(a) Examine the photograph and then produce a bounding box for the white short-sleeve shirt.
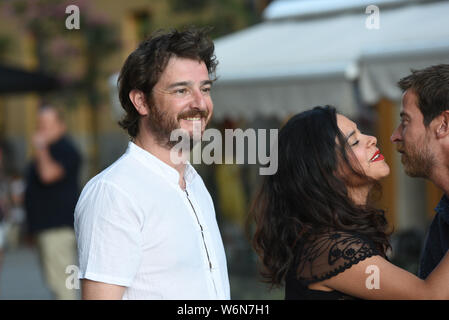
[75,142,230,299]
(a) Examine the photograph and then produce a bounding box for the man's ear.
[435,110,449,139]
[129,89,149,116]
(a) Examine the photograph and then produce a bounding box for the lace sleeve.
[295,231,380,285]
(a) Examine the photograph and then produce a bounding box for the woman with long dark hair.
[250,105,449,299]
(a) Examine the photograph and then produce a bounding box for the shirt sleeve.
[74,179,144,287]
[295,231,380,286]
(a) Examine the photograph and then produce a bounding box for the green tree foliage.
[169,0,260,39]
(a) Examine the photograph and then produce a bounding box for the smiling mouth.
[370,150,384,162]
[181,117,202,121]
[178,109,208,122]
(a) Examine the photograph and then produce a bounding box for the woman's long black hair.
[249,106,391,287]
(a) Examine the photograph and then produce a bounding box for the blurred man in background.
[391,64,449,279]
[25,105,81,300]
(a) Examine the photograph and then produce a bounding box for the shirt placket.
[184,187,218,298]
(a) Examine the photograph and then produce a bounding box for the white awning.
[211,0,449,120]
[359,42,449,105]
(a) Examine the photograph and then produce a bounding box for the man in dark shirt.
[418,195,449,278]
[25,105,81,299]
[391,64,449,279]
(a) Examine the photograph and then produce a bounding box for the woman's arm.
[318,251,449,299]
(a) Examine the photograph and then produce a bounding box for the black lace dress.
[285,231,380,300]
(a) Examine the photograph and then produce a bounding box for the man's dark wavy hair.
[117,27,218,137]
[249,106,391,287]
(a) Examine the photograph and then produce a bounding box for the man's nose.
[191,88,207,111]
[390,127,401,143]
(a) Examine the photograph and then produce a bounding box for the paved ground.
[0,246,283,300]
[0,246,53,299]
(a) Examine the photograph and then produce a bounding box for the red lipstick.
[370,150,384,162]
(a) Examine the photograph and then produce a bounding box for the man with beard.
[391,64,449,279]
[75,28,230,299]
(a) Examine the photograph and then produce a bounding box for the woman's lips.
[370,150,385,162]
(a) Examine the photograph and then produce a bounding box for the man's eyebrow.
[166,81,191,89]
[202,80,214,86]
[166,80,214,89]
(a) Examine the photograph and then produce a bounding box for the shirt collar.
[126,141,198,187]
[435,194,449,224]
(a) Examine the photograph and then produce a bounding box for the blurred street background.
[0,0,449,299]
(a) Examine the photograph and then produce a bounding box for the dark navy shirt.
[24,135,81,234]
[418,195,449,279]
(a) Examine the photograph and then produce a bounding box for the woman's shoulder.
[293,230,380,285]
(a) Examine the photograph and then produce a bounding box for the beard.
[400,142,435,178]
[145,103,209,150]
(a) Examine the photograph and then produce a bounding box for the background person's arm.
[34,145,65,184]
[32,134,65,184]
[81,279,126,300]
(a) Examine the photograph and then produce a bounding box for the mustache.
[396,143,405,153]
[177,109,209,120]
